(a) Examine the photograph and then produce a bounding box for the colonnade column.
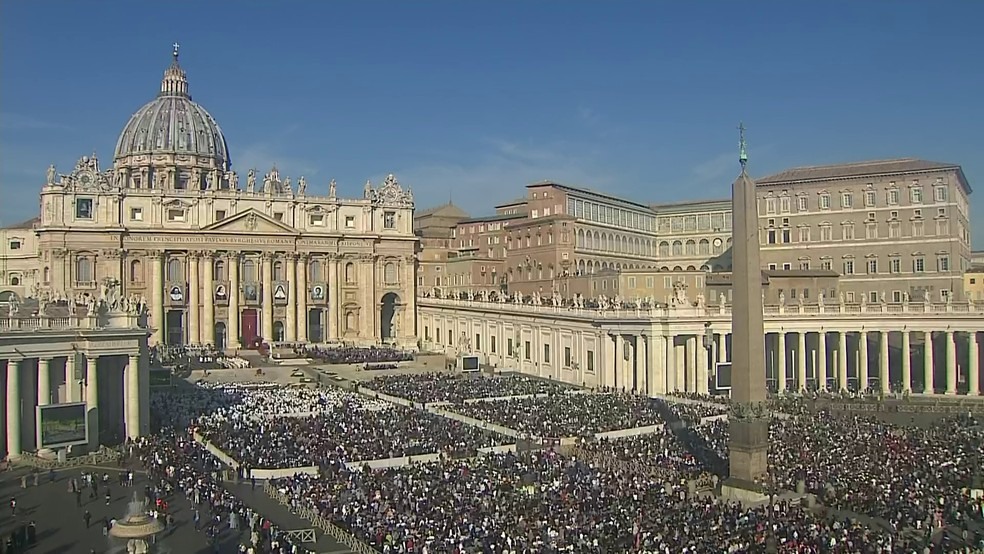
[261,253,274,343]
[37,358,51,406]
[202,253,215,345]
[796,332,807,392]
[285,254,297,342]
[859,331,869,391]
[945,330,957,395]
[612,334,621,390]
[837,332,848,392]
[64,354,76,403]
[150,250,165,345]
[817,331,828,391]
[295,255,308,343]
[6,360,21,456]
[879,331,890,394]
[665,334,676,392]
[327,255,340,341]
[901,330,912,394]
[125,354,140,439]
[227,253,241,350]
[696,336,708,395]
[777,332,787,393]
[923,331,934,394]
[969,332,980,396]
[85,356,99,450]
[188,252,201,345]
[636,335,648,394]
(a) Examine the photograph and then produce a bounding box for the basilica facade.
[30,47,417,349]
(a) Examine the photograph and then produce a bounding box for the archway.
[380,292,401,342]
[214,322,227,351]
[273,321,285,343]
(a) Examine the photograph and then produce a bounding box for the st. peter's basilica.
[29,46,417,349]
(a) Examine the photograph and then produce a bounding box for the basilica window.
[130,208,143,222]
[384,211,396,229]
[384,262,398,284]
[345,216,356,229]
[308,260,322,281]
[309,214,325,227]
[129,260,143,283]
[75,257,94,284]
[273,261,284,281]
[167,208,185,223]
[345,262,356,284]
[213,260,226,280]
[76,198,93,220]
[166,259,184,282]
[43,267,50,283]
[242,260,257,282]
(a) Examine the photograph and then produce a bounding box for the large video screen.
[715,363,732,391]
[150,369,173,388]
[36,403,87,448]
[461,356,480,372]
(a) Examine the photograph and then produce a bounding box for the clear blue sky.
[2,2,982,245]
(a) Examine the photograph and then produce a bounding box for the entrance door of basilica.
[241,309,259,348]
[166,310,184,346]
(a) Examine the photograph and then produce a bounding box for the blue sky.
[2,2,982,244]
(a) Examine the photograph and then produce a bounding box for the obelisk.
[725,124,770,491]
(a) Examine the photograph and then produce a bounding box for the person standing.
[8,498,15,516]
[83,509,91,528]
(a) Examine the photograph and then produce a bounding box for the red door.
[241,309,259,348]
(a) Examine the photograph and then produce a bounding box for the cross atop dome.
[172,42,180,62]
[160,43,189,98]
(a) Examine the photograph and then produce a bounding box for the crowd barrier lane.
[192,431,240,469]
[593,425,663,440]
[263,482,377,554]
[12,448,122,470]
[425,406,524,438]
[355,387,414,408]
[461,393,550,405]
[250,466,320,480]
[477,444,518,455]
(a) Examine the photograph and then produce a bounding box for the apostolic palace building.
[1,47,983,460]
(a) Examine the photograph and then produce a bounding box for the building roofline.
[756,158,971,194]
[1,217,39,230]
[457,213,526,225]
[527,181,655,212]
[650,198,731,212]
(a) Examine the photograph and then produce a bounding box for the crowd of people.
[193,384,509,468]
[292,345,414,365]
[365,372,573,404]
[450,392,668,438]
[150,344,251,370]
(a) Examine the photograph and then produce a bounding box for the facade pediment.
[201,209,297,234]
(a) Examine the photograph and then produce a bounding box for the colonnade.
[1,354,145,458]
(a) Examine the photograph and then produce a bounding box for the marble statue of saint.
[719,292,726,307]
[839,292,845,305]
[283,176,292,193]
[902,292,909,303]
[247,169,256,192]
[364,179,373,199]
[228,171,239,190]
[297,176,307,195]
[817,290,825,307]
[329,179,337,198]
[47,164,56,185]
[778,291,786,305]
[263,172,274,194]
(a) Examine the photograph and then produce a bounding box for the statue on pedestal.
[246,169,256,193]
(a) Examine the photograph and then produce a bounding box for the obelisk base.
[721,416,770,502]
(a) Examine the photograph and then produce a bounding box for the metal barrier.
[285,529,317,544]
[12,448,123,470]
[263,482,377,554]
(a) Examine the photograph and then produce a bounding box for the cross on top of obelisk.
[738,122,748,169]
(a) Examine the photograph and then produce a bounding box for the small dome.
[114,46,230,170]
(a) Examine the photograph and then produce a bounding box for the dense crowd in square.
[365,372,573,404]
[187,383,508,468]
[449,392,667,437]
[291,345,414,365]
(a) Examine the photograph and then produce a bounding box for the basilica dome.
[114,47,231,171]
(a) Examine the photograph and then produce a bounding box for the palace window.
[843,260,854,275]
[934,186,947,202]
[797,196,808,212]
[890,258,901,273]
[912,257,925,273]
[911,187,923,203]
[819,194,831,210]
[867,259,878,274]
[8,240,21,250]
[864,190,876,207]
[887,189,899,205]
[841,193,853,209]
[937,256,950,272]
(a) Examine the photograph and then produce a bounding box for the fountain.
[109,492,165,554]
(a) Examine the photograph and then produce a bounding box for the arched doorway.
[380,293,401,342]
[214,322,227,351]
[273,321,285,342]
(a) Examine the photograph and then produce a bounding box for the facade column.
[285,254,297,342]
[777,332,787,393]
[859,331,869,391]
[923,331,934,394]
[696,336,709,395]
[227,252,241,350]
[837,331,848,392]
[687,336,698,393]
[296,255,308,342]
[125,354,140,439]
[796,332,807,392]
[261,252,274,342]
[945,330,957,395]
[64,354,76,403]
[817,331,828,391]
[327,256,340,341]
[150,250,165,345]
[37,358,51,406]
[612,334,621,390]
[202,253,215,345]
[635,335,647,394]
[188,252,201,345]
[724,333,732,362]
[675,341,685,391]
[85,356,99,450]
[879,331,890,394]
[664,335,676,393]
[901,330,912,393]
[969,332,980,396]
[6,360,22,456]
